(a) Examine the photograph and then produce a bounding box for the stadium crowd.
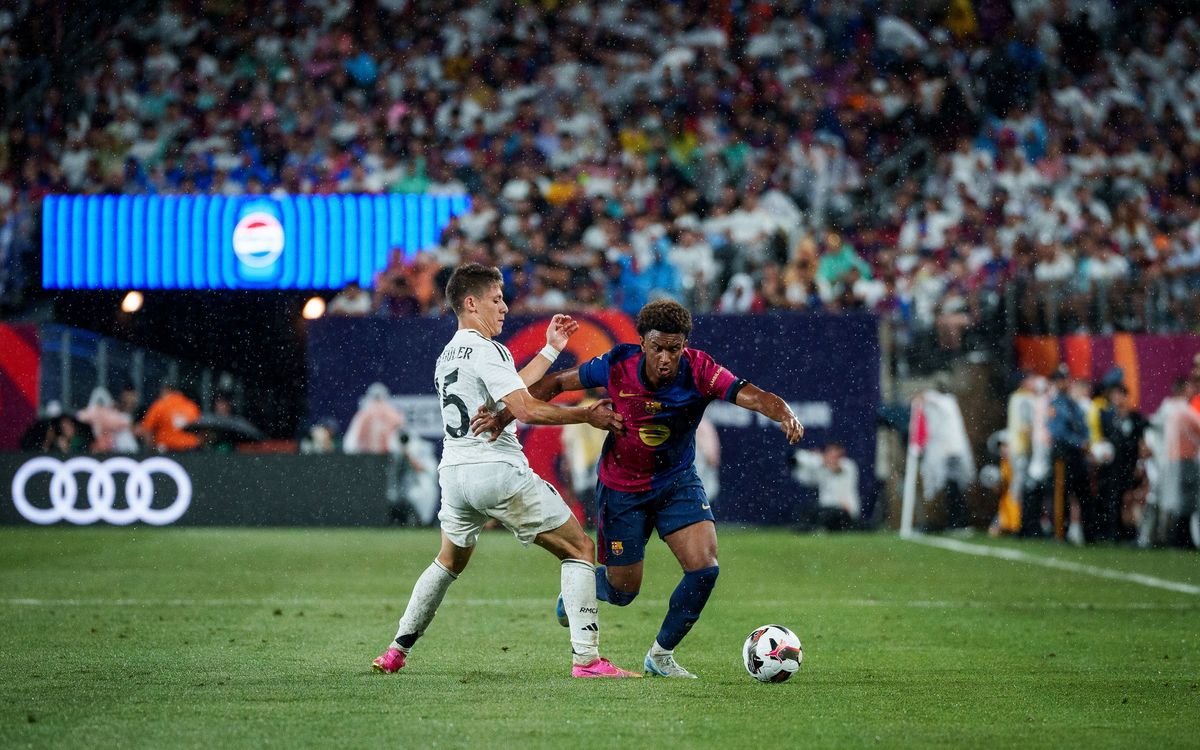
[985,352,1200,549]
[1,0,1200,348]
[3,0,1200,544]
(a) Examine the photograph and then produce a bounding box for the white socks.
[650,640,672,657]
[392,559,457,652]
[561,558,601,665]
[390,557,603,665]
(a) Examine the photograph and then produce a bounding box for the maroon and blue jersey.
[578,344,745,492]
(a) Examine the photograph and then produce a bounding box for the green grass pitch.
[2,527,1198,748]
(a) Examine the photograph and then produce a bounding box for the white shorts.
[437,462,572,548]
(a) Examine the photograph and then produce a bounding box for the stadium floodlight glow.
[42,193,471,290]
[302,296,326,320]
[121,290,144,313]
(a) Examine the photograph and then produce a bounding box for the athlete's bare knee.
[536,518,594,562]
[574,534,596,562]
[605,567,640,606]
[436,551,470,576]
[437,536,473,576]
[605,564,643,595]
[685,548,719,572]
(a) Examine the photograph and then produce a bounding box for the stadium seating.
[2,1,1198,350]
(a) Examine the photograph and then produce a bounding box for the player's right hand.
[781,413,804,444]
[585,399,624,435]
[546,314,579,352]
[471,406,504,442]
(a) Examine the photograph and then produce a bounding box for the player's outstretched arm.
[471,366,587,439]
[500,388,623,433]
[735,383,805,444]
[516,314,578,387]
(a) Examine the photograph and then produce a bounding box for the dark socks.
[655,566,719,650]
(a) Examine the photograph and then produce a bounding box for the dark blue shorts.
[596,468,714,566]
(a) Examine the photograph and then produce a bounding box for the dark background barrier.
[308,312,881,524]
[1,453,391,526]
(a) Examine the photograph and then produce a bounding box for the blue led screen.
[42,194,470,290]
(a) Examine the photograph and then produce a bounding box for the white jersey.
[434,328,529,469]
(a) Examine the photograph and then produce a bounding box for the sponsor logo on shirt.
[638,424,671,446]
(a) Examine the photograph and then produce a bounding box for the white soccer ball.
[743,624,803,683]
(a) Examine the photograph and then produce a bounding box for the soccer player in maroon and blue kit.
[474,300,804,677]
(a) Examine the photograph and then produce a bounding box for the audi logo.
[11,456,192,526]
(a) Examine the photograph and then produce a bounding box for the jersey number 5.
[439,368,470,438]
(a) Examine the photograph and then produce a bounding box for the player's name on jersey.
[438,346,475,364]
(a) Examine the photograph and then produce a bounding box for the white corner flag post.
[900,395,925,539]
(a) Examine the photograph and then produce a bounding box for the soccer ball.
[743,624,803,683]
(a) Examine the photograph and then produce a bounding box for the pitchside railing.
[38,325,242,415]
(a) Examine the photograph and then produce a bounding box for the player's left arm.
[735,383,805,444]
[516,314,578,386]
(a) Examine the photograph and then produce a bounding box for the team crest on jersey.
[638,424,671,447]
[644,400,663,414]
[610,540,624,557]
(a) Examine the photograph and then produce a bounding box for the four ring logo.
[11,456,192,526]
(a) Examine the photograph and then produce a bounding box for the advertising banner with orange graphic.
[0,324,40,450]
[1015,333,1200,413]
[307,312,880,525]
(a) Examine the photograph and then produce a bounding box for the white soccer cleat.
[644,650,698,678]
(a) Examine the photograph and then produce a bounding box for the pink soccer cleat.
[372,647,406,674]
[571,657,642,678]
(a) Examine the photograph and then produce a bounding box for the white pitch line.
[908,534,1200,596]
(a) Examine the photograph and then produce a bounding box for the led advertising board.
[42,193,470,290]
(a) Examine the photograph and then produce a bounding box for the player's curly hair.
[637,300,692,337]
[446,263,503,314]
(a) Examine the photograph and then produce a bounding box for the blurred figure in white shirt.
[791,442,860,532]
[343,383,406,455]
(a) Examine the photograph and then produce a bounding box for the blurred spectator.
[694,416,721,502]
[1096,384,1148,543]
[343,382,405,454]
[1149,377,1200,547]
[301,419,339,455]
[76,386,137,453]
[561,391,607,525]
[1048,369,1091,545]
[791,442,860,532]
[983,430,1020,537]
[717,273,765,313]
[136,380,200,452]
[387,420,439,526]
[1007,372,1053,537]
[916,381,976,531]
[118,384,144,423]
[329,282,373,316]
[20,401,93,454]
[190,390,261,452]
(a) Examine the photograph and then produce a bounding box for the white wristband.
[539,344,561,363]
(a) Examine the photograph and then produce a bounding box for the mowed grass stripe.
[4,597,1200,612]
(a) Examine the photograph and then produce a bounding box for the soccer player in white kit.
[372,264,639,678]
